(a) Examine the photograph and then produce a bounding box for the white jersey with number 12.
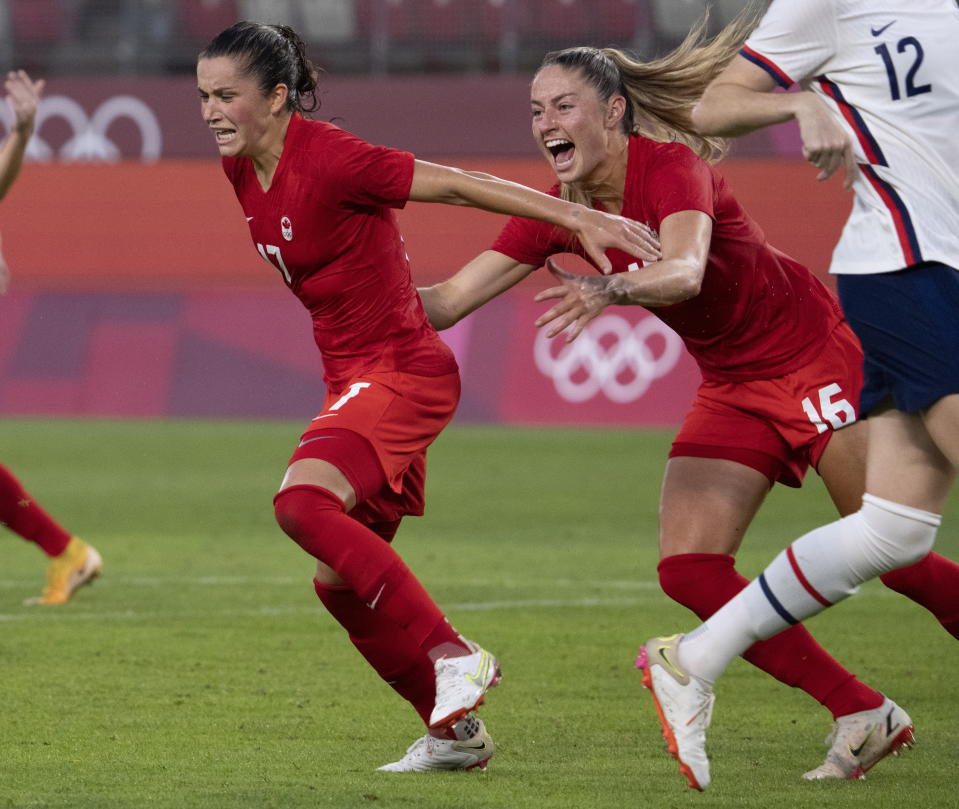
[742,0,959,275]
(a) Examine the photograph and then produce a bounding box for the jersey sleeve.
[644,148,716,224]
[741,0,839,88]
[490,213,569,267]
[326,129,415,209]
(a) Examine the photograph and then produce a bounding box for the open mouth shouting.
[545,138,576,171]
[212,126,238,147]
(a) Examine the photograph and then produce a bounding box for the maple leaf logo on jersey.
[281,216,293,241]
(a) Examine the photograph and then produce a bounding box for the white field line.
[0,575,899,623]
[0,596,655,623]
[0,591,900,624]
[0,576,661,590]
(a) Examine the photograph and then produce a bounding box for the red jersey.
[223,115,457,391]
[491,136,844,382]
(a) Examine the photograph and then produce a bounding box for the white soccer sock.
[678,494,940,683]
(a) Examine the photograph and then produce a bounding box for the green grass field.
[1,419,957,809]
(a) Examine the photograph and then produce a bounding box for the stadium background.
[0,0,851,425]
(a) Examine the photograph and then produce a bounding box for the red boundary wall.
[2,159,849,290]
[0,159,851,425]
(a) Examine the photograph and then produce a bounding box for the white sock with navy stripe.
[678,494,940,683]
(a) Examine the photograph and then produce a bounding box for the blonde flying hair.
[538,4,763,208]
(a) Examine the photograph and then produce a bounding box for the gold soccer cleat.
[25,537,103,605]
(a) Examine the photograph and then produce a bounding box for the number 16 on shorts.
[802,383,856,434]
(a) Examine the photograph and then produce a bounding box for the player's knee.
[657,553,744,619]
[273,484,344,543]
[658,555,699,605]
[843,494,940,577]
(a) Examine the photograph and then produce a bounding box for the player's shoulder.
[290,116,350,152]
[759,0,839,24]
[293,116,392,167]
[631,137,710,179]
[300,116,378,147]
[281,117,357,179]
[632,136,698,160]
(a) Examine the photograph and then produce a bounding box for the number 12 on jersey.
[802,383,857,434]
[257,243,292,284]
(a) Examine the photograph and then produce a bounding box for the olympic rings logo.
[534,313,684,403]
[1,95,162,162]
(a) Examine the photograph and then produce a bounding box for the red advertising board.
[0,288,699,426]
[496,301,699,426]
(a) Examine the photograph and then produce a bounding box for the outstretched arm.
[408,160,660,274]
[534,210,711,342]
[0,70,44,201]
[419,249,538,331]
[692,56,856,189]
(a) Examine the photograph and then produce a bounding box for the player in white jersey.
[735,0,959,275]
[631,0,959,790]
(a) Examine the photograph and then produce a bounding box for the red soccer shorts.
[289,370,460,522]
[671,322,864,487]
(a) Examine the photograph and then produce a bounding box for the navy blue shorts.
[838,262,959,416]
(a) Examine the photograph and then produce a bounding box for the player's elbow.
[690,96,729,137]
[671,280,701,304]
[419,283,460,331]
[690,100,710,134]
[668,263,704,303]
[691,84,754,137]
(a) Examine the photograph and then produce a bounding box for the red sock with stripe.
[880,552,959,639]
[659,553,882,718]
[0,465,71,557]
[679,498,940,683]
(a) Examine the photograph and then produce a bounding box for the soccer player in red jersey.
[196,21,659,772]
[0,70,102,605]
[418,18,959,785]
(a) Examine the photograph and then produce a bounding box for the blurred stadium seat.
[515,0,651,64]
[10,0,68,43]
[2,0,752,76]
[177,0,239,44]
[714,0,751,24]
[239,0,356,42]
[651,0,706,41]
[9,0,69,71]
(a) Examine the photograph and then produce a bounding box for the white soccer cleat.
[429,643,501,729]
[377,716,494,772]
[636,634,714,790]
[802,696,915,780]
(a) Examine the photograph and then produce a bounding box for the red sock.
[880,552,959,640]
[275,484,468,656]
[659,553,883,719]
[0,465,71,557]
[314,580,444,730]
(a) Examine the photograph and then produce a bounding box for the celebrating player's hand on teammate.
[5,70,44,137]
[794,92,857,190]
[534,257,629,342]
[533,212,660,341]
[569,208,661,275]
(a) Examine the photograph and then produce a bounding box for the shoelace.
[401,736,430,758]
